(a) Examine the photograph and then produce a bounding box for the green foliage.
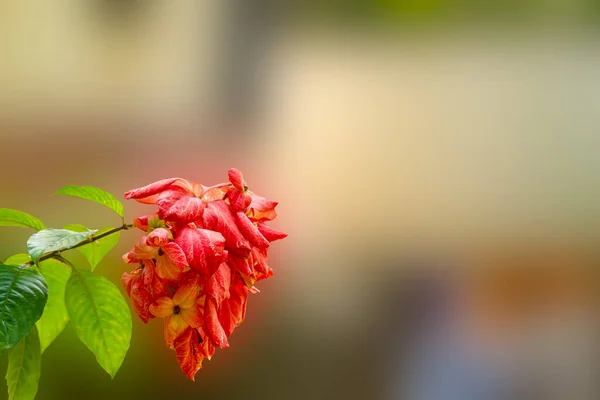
[36,259,71,353]
[0,209,45,231]
[148,215,167,231]
[64,225,120,271]
[56,185,124,219]
[0,264,48,350]
[0,183,132,398]
[4,255,72,353]
[5,254,33,266]
[5,327,41,400]
[27,229,96,264]
[65,270,132,378]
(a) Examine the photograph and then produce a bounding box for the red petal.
[154,242,187,280]
[126,274,155,323]
[151,279,168,298]
[235,211,270,249]
[239,272,256,288]
[130,285,154,323]
[247,192,278,221]
[231,282,249,323]
[189,182,204,197]
[203,200,251,255]
[162,242,188,268]
[122,249,137,264]
[218,300,235,337]
[206,262,231,304]
[219,282,248,336]
[157,189,205,223]
[171,179,197,195]
[133,215,151,231]
[131,236,159,260]
[227,188,252,211]
[174,327,204,380]
[227,255,254,276]
[139,260,167,297]
[252,248,270,275]
[178,271,204,288]
[122,269,140,295]
[149,297,175,317]
[228,168,246,191]
[181,303,204,328]
[174,226,226,276]
[124,178,183,201]
[141,259,156,287]
[173,282,199,308]
[201,183,230,202]
[155,255,182,280]
[204,298,229,348]
[257,222,288,242]
[146,228,171,247]
[200,328,216,359]
[253,248,274,282]
[257,268,274,282]
[164,314,189,348]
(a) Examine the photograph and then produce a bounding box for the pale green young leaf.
[6,327,41,400]
[148,215,167,231]
[0,264,48,350]
[0,209,45,231]
[5,253,32,266]
[56,185,124,219]
[65,270,132,378]
[27,229,96,264]
[64,224,120,271]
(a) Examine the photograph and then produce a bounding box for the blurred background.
[1,1,600,399]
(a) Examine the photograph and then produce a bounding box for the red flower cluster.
[121,169,286,380]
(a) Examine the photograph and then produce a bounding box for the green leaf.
[148,215,167,231]
[64,225,120,271]
[65,270,132,377]
[27,229,96,264]
[5,253,33,266]
[6,327,41,400]
[0,264,48,350]
[146,216,172,238]
[36,259,71,353]
[3,255,70,353]
[0,209,45,231]
[56,185,124,219]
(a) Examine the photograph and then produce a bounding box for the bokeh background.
[1,1,600,399]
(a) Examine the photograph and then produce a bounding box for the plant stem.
[28,223,133,265]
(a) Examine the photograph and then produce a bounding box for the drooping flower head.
[121,168,286,380]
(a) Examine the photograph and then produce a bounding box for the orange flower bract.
[122,168,287,380]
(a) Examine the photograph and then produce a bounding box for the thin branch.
[27,223,133,266]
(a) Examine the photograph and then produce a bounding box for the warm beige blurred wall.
[264,32,600,252]
[0,0,223,124]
